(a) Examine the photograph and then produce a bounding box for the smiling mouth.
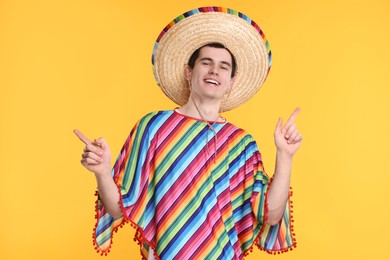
[204,79,220,85]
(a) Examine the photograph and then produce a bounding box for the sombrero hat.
[152,6,272,112]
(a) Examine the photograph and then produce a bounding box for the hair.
[188,43,237,78]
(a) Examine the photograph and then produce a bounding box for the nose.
[209,65,219,76]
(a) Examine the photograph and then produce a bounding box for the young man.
[75,7,302,259]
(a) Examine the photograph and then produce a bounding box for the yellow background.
[1,0,389,259]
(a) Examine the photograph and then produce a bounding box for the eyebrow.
[199,57,232,67]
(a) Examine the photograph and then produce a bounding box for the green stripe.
[122,112,157,190]
[154,122,204,183]
[157,167,216,250]
[205,230,232,258]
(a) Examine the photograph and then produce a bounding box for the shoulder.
[224,122,256,143]
[132,110,176,135]
[137,110,175,125]
[223,122,261,155]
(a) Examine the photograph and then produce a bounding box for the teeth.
[205,79,219,85]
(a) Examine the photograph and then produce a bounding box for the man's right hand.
[73,129,112,177]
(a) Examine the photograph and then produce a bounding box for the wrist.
[95,168,112,180]
[274,150,293,179]
[276,149,294,162]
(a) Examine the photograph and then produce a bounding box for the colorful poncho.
[93,110,296,259]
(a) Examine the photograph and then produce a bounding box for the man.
[75,7,302,259]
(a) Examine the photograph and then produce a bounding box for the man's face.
[186,46,235,102]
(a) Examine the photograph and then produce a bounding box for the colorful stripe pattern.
[93,110,296,258]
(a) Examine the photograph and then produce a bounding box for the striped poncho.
[93,110,296,259]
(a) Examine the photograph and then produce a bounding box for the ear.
[227,76,236,95]
[184,65,192,81]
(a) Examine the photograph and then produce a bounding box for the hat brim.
[152,7,272,112]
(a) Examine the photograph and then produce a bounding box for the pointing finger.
[284,107,301,128]
[73,129,92,145]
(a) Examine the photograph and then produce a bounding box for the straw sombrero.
[152,6,272,112]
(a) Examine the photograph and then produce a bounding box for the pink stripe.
[180,202,226,258]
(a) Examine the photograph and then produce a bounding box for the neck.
[179,95,221,122]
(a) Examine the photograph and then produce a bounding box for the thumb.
[275,117,282,133]
[94,137,109,150]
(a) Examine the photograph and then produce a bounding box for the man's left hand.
[274,107,303,157]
